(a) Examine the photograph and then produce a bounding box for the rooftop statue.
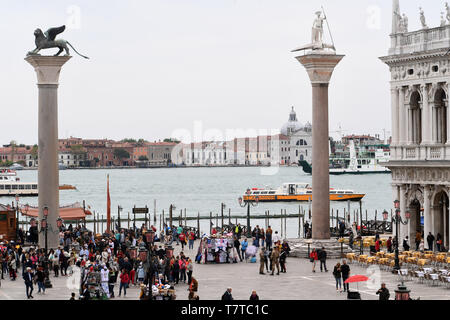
[27,25,89,59]
[292,9,335,53]
[446,2,450,23]
[419,7,428,29]
[441,12,447,27]
[394,11,408,33]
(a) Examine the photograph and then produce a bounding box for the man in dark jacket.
[403,236,410,251]
[376,283,390,301]
[426,232,435,251]
[23,267,34,299]
[221,287,233,300]
[318,247,328,272]
[340,260,350,292]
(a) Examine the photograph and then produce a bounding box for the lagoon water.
[1,167,393,238]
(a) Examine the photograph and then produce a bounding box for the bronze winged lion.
[27,25,89,59]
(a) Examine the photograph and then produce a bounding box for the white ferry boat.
[329,140,390,175]
[0,169,37,196]
[0,169,76,196]
[242,182,365,202]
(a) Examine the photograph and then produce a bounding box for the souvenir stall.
[151,283,176,300]
[200,233,238,264]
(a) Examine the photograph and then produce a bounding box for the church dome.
[281,107,304,136]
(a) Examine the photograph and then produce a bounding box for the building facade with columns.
[380,0,450,250]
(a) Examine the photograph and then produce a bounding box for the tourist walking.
[187,258,193,284]
[221,287,233,300]
[266,226,273,250]
[270,246,280,276]
[249,290,259,300]
[23,267,34,299]
[118,269,129,297]
[333,262,342,292]
[415,231,421,251]
[436,233,442,252]
[100,265,110,298]
[309,248,318,272]
[279,248,287,273]
[241,238,248,262]
[376,283,390,301]
[386,236,393,253]
[318,247,328,272]
[426,232,435,251]
[36,266,46,294]
[259,248,266,275]
[402,236,410,251]
[188,231,195,250]
[341,260,350,292]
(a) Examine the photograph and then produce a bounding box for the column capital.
[295,53,345,84]
[25,55,71,85]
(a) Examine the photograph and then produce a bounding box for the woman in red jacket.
[310,248,318,273]
[118,269,129,297]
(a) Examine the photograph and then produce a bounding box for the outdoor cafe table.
[423,267,433,273]
[439,270,448,275]
[416,271,425,283]
[376,251,385,258]
[398,255,407,262]
[424,254,434,259]
[403,251,413,257]
[386,253,395,259]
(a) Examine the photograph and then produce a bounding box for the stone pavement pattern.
[0,240,449,300]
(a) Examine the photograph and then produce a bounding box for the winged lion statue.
[27,25,89,59]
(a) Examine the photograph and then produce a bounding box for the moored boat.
[242,182,365,202]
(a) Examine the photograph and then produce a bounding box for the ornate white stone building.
[380,0,450,250]
[280,107,313,164]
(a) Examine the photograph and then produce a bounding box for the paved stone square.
[0,240,449,300]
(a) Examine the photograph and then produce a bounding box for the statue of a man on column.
[311,11,325,44]
[292,9,335,53]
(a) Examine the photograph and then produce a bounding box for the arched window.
[434,88,447,144]
[409,91,422,144]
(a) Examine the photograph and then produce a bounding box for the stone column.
[399,184,409,244]
[296,53,344,240]
[398,87,405,145]
[25,56,71,250]
[421,84,431,144]
[391,87,399,159]
[407,107,413,144]
[423,185,432,242]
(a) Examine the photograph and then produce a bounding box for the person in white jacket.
[100,265,110,298]
[272,231,281,245]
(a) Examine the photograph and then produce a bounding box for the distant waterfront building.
[279,107,312,165]
[146,141,178,166]
[380,0,450,249]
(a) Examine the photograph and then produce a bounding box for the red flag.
[107,174,111,234]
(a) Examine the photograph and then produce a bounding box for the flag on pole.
[107,174,111,234]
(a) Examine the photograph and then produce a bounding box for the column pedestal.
[25,55,71,250]
[296,52,344,240]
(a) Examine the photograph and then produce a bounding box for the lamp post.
[384,200,410,272]
[15,195,19,242]
[221,203,226,231]
[238,189,259,238]
[169,204,176,233]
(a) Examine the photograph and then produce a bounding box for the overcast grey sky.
[0,0,446,144]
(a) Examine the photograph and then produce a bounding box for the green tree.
[114,148,130,160]
[31,145,38,160]
[138,155,149,161]
[70,144,85,154]
[163,138,180,143]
